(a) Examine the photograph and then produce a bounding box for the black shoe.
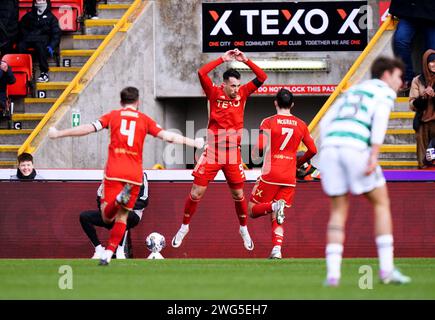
[37,72,49,83]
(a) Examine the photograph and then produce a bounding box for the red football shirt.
[198,57,267,148]
[93,106,162,185]
[257,114,317,186]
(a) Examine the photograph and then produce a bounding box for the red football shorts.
[250,178,295,207]
[102,179,140,211]
[192,147,245,187]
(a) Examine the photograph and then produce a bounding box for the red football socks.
[103,201,120,220]
[234,197,248,226]
[272,219,284,246]
[106,221,127,252]
[182,194,200,225]
[251,202,273,218]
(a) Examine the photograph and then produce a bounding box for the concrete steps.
[17,98,58,114]
[0,145,20,161]
[0,1,133,165]
[69,35,107,50]
[0,130,34,144]
[381,98,417,168]
[36,82,69,98]
[84,19,120,35]
[59,49,95,66]
[97,4,130,19]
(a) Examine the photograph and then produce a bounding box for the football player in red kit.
[172,49,267,251]
[248,88,317,259]
[49,87,203,265]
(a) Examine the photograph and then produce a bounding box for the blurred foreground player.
[248,89,317,259]
[172,49,267,251]
[80,172,149,259]
[319,57,411,286]
[49,87,203,265]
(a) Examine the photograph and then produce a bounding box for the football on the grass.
[146,232,166,253]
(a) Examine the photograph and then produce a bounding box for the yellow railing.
[18,0,144,155]
[308,15,395,132]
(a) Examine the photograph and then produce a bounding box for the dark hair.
[371,57,405,79]
[275,88,294,109]
[17,153,33,164]
[120,87,139,105]
[223,68,241,81]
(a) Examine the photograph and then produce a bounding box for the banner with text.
[255,84,337,95]
[203,1,368,52]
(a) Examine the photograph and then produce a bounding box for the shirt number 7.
[280,128,294,150]
[120,119,136,147]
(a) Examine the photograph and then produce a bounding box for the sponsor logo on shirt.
[216,99,241,108]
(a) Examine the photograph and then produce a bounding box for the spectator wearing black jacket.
[85,0,99,20]
[0,0,19,55]
[17,0,61,83]
[390,0,435,92]
[0,59,16,118]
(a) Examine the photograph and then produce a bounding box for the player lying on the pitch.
[248,88,317,259]
[80,172,149,259]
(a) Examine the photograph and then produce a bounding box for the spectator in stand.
[0,0,19,55]
[409,49,435,169]
[17,0,61,83]
[10,153,44,180]
[85,0,99,20]
[426,137,435,167]
[0,59,16,118]
[389,0,435,93]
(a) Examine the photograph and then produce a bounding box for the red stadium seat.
[2,54,34,97]
[19,0,84,32]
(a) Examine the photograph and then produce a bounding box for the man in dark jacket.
[390,0,435,91]
[0,0,19,55]
[0,60,16,117]
[17,0,61,83]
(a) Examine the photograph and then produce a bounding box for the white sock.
[240,225,248,232]
[326,243,343,280]
[105,249,114,263]
[376,234,394,274]
[271,202,279,212]
[181,224,189,232]
[95,244,103,251]
[120,230,128,247]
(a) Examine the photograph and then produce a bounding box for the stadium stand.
[308,16,418,168]
[18,0,85,32]
[2,54,34,97]
[0,1,421,169]
[0,0,137,167]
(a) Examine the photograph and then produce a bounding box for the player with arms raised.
[172,49,267,250]
[49,87,203,265]
[248,88,317,259]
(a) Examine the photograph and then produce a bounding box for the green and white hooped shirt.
[320,79,396,150]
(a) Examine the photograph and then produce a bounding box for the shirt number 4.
[120,119,136,147]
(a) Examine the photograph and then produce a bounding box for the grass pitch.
[0,258,434,299]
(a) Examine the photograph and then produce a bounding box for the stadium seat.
[2,54,35,97]
[19,0,84,32]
